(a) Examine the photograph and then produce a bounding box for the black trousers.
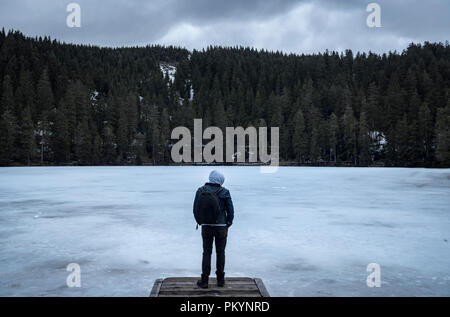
[201,226,228,276]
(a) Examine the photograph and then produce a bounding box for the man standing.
[193,170,235,289]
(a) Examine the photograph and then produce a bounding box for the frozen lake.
[0,166,449,297]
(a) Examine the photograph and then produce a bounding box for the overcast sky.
[0,0,449,54]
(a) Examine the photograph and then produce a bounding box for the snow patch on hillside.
[370,131,387,152]
[91,90,99,101]
[190,86,194,101]
[159,63,176,84]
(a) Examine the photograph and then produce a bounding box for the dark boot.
[216,272,225,287]
[197,274,209,289]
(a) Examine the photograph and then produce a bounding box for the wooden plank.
[150,277,270,297]
[163,277,254,283]
[188,277,252,280]
[158,294,263,297]
[162,281,256,286]
[161,281,258,288]
[254,278,270,297]
[159,286,260,293]
[158,289,261,297]
[164,278,254,282]
[149,279,163,297]
[158,290,261,295]
[160,285,259,292]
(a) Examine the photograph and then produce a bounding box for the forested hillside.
[0,30,449,167]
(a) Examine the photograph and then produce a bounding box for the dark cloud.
[0,0,448,53]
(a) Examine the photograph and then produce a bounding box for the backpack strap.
[214,186,224,199]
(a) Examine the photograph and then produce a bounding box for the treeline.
[0,29,449,167]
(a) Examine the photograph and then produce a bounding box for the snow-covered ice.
[0,166,449,297]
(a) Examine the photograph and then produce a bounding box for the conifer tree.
[15,70,35,118]
[159,108,170,162]
[36,70,54,117]
[0,110,17,165]
[418,102,434,165]
[358,109,371,164]
[19,106,35,165]
[292,108,306,162]
[36,116,51,164]
[1,75,14,114]
[366,82,380,131]
[150,108,161,164]
[328,113,339,162]
[309,106,322,163]
[74,119,92,164]
[126,94,138,143]
[91,133,102,165]
[61,83,78,150]
[102,124,117,164]
[342,105,357,164]
[116,105,129,161]
[52,106,70,163]
[395,114,410,166]
[310,127,320,163]
[435,101,450,166]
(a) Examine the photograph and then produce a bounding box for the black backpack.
[194,186,223,225]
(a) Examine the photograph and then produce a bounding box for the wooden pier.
[150,277,270,297]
